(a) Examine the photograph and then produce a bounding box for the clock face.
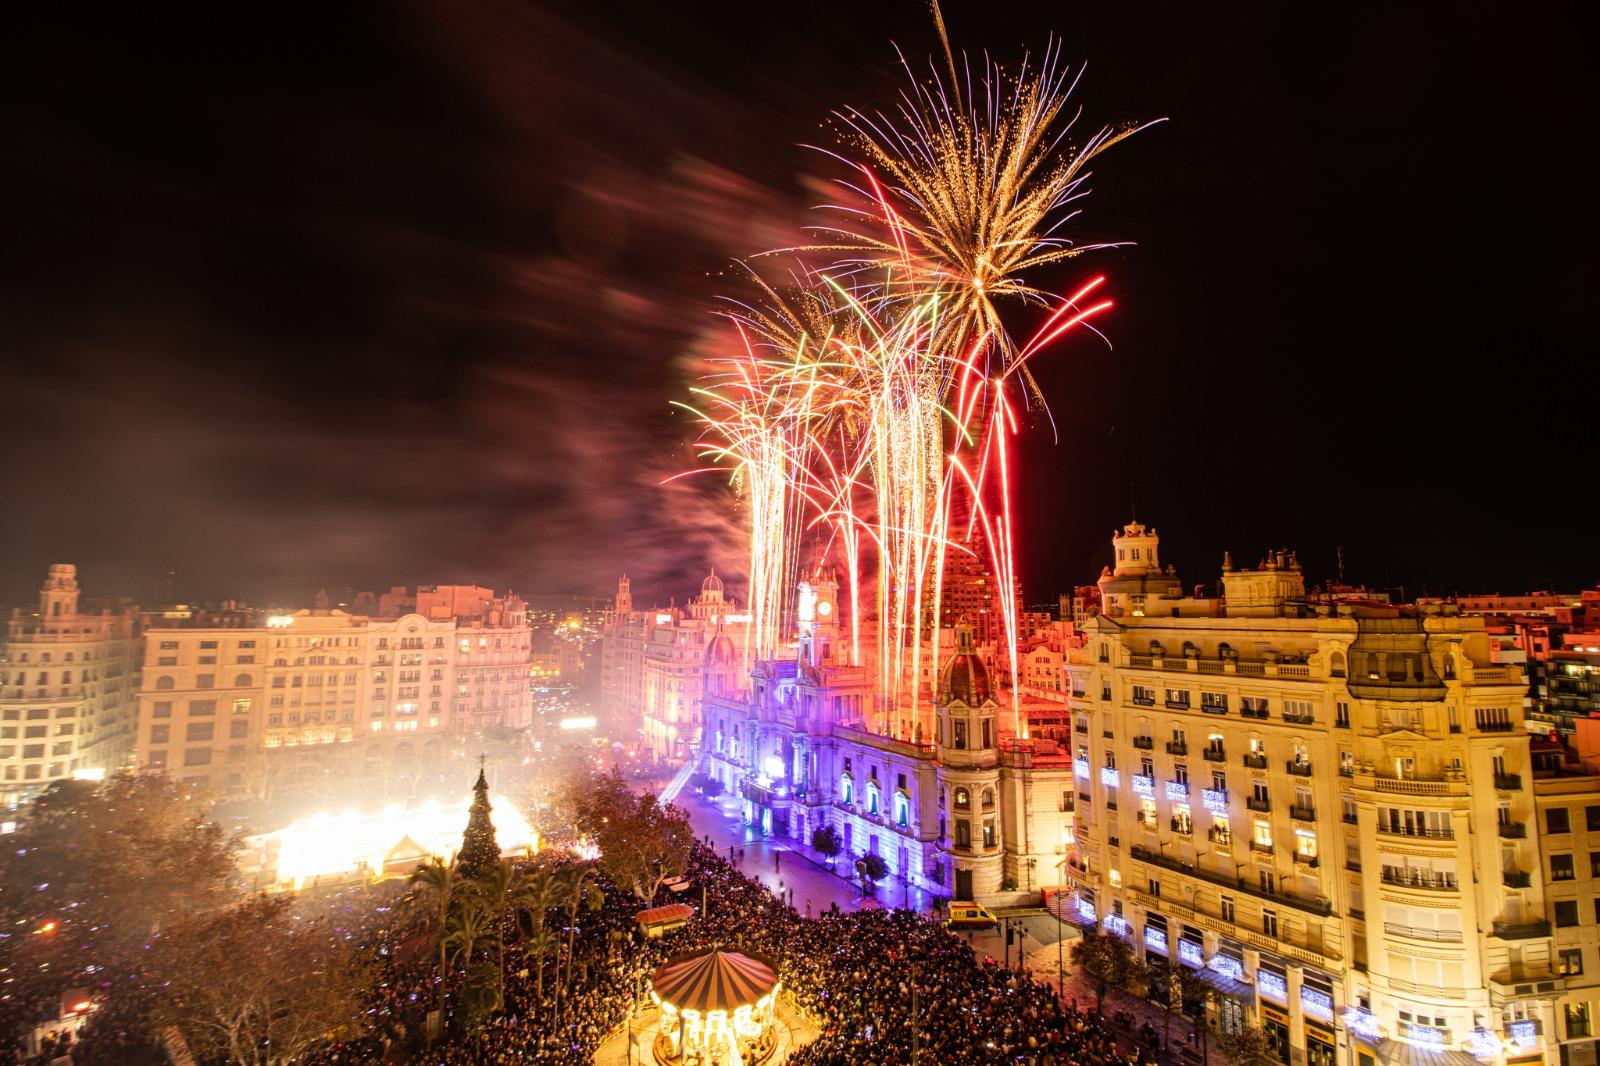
[817,600,832,617]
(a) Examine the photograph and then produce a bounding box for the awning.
[1376,1039,1482,1066]
[651,950,778,1013]
[1201,970,1254,1000]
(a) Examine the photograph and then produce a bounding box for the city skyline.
[1,3,1591,605]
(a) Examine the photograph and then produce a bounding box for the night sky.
[2,2,1592,609]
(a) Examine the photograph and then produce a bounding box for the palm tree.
[553,865,604,1013]
[469,860,517,1003]
[444,895,494,972]
[510,867,564,1006]
[407,856,455,1003]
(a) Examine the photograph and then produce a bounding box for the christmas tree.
[456,764,500,880]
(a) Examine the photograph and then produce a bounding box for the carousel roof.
[651,950,778,1013]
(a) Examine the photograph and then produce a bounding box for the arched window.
[234,674,253,687]
[893,789,911,828]
[954,787,971,810]
[839,773,854,805]
[155,676,175,690]
[274,658,287,667]
[1329,652,1347,677]
[866,781,880,815]
[981,787,995,811]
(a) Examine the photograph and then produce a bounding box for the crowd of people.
[39,821,1149,1066]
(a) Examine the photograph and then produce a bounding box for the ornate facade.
[1062,522,1562,1066]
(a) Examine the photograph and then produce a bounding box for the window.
[189,699,216,716]
[1587,805,1600,832]
[1567,1003,1592,1040]
[1262,909,1278,937]
[149,725,170,745]
[196,674,215,689]
[1547,808,1571,834]
[955,820,971,847]
[183,747,212,767]
[982,820,996,848]
[229,720,249,739]
[1220,896,1235,923]
[1555,900,1579,927]
[155,676,175,690]
[1551,854,1575,881]
[186,722,214,743]
[151,701,172,719]
[954,787,970,810]
[1558,949,1584,977]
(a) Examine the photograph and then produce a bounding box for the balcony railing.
[1494,773,1523,791]
[1380,869,1458,891]
[1247,796,1272,813]
[1133,736,1154,750]
[1129,844,1333,917]
[1132,696,1156,707]
[1202,703,1229,716]
[1289,804,1317,821]
[1166,741,1188,755]
[1241,707,1270,720]
[1497,822,1527,839]
[1282,711,1316,725]
[1383,922,1463,942]
[1243,753,1269,769]
[1294,853,1321,868]
[1477,720,1514,733]
[1169,817,1193,836]
[1250,840,1274,855]
[1074,720,1088,733]
[1286,761,1313,777]
[1502,869,1531,888]
[1377,824,1453,840]
[1202,748,1227,762]
[1166,699,1191,711]
[1491,919,1549,939]
[1103,729,1116,740]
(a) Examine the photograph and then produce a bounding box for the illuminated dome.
[940,622,992,705]
[701,567,725,595]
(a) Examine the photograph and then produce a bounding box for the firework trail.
[680,11,1152,740]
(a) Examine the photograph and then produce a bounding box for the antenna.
[1336,546,1345,585]
[1129,482,1137,522]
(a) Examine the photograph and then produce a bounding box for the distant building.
[0,565,141,806]
[600,570,747,762]
[132,586,530,802]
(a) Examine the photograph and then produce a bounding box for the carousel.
[649,949,780,1066]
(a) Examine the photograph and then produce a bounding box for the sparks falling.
[679,15,1152,742]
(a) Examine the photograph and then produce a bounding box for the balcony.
[1294,853,1321,869]
[1169,817,1193,836]
[1494,773,1523,791]
[1491,919,1550,939]
[1377,824,1453,840]
[1380,869,1458,892]
[1497,822,1527,839]
[1250,840,1274,855]
[1286,760,1313,777]
[1241,707,1271,720]
[1208,827,1232,846]
[1243,752,1269,769]
[1289,804,1317,822]
[1202,748,1227,762]
[1074,720,1088,734]
[1059,797,1074,812]
[1166,699,1192,711]
[1247,796,1272,813]
[1132,696,1156,707]
[1201,703,1229,716]
[1343,812,1358,825]
[1502,869,1531,888]
[1166,741,1188,755]
[1477,720,1514,733]
[1129,843,1333,918]
[1102,729,1115,740]
[1383,922,1463,942]
[1283,711,1316,725]
[1133,736,1154,750]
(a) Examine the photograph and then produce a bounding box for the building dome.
[940,623,992,705]
[705,626,738,666]
[701,567,725,595]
